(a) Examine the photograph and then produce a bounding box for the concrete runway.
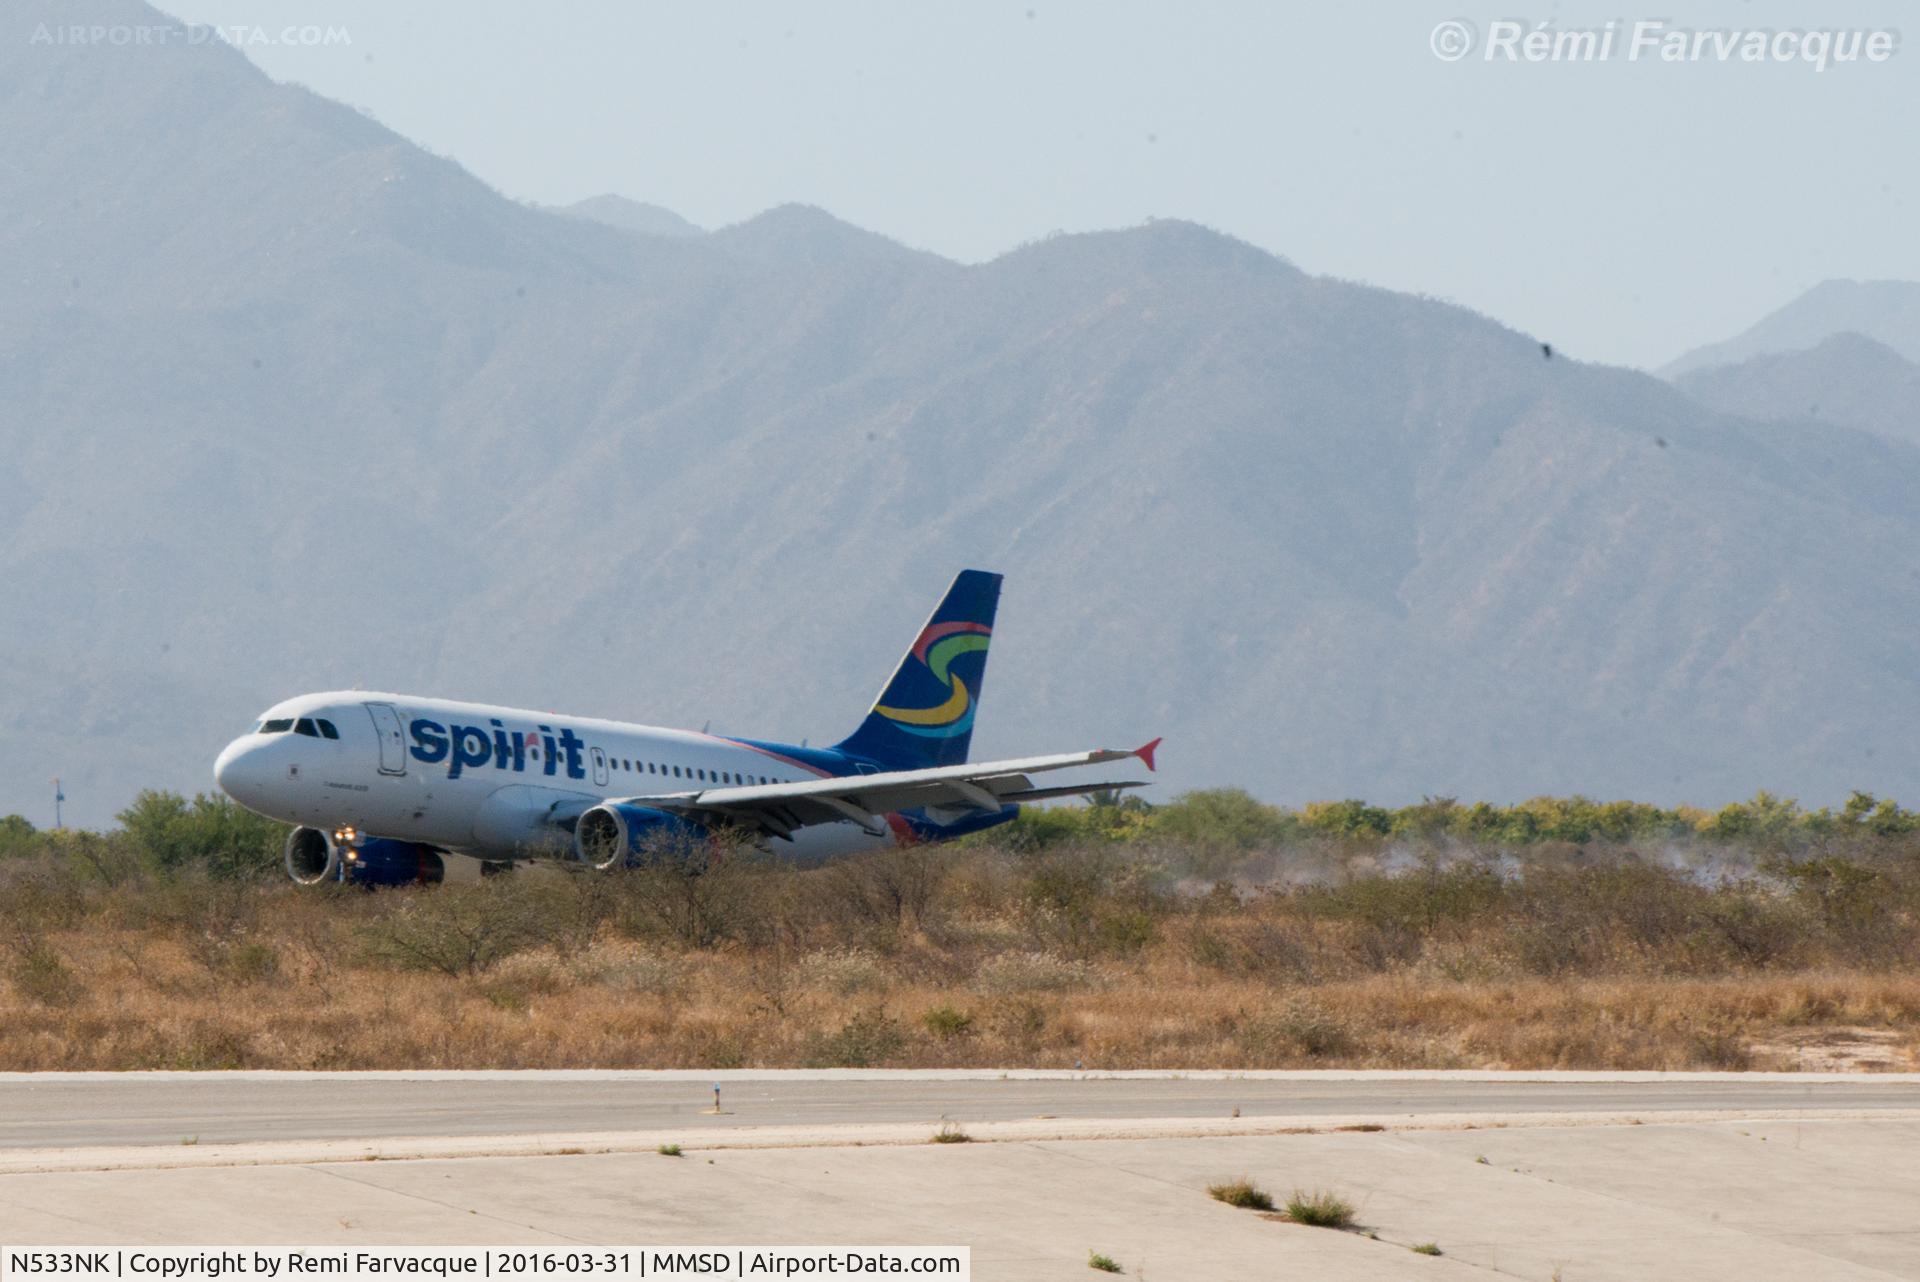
[5,1072,1920,1281]
[5,1069,1917,1150]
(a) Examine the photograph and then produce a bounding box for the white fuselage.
[213,691,894,861]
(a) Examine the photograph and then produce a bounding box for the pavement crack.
[301,1163,593,1243]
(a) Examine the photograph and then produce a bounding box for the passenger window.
[262,718,293,734]
[316,719,339,740]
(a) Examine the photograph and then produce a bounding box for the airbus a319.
[213,571,1159,885]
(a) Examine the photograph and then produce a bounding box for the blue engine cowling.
[572,803,706,869]
[285,828,445,886]
[344,837,446,887]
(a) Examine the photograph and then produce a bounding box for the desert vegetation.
[1,789,1918,1071]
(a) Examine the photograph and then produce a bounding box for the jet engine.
[284,826,341,884]
[284,827,444,886]
[572,803,705,870]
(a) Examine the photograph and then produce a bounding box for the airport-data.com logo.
[1429,18,1899,70]
[27,21,352,49]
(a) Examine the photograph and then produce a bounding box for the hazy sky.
[158,0,1914,369]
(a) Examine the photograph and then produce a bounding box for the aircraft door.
[365,702,407,776]
[590,746,609,787]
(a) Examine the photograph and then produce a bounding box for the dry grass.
[2,840,1919,1071]
[1283,1188,1356,1228]
[1208,1178,1276,1211]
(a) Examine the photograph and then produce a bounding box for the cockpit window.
[316,719,339,740]
[294,718,319,737]
[261,718,294,734]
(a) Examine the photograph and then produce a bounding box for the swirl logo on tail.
[874,621,991,738]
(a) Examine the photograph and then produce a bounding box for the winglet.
[1134,737,1162,772]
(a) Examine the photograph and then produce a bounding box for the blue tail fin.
[835,570,1002,770]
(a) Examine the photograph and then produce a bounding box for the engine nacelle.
[344,837,446,887]
[572,803,705,870]
[284,826,341,884]
[285,827,445,887]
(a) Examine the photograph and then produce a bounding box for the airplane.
[213,570,1160,885]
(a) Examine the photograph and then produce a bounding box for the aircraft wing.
[605,739,1160,840]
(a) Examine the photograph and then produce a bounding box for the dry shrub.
[1686,1026,1754,1070]
[985,997,1048,1051]
[809,846,951,941]
[476,953,572,1011]
[974,950,1098,994]
[804,1007,907,1067]
[1188,916,1331,983]
[575,944,683,995]
[0,855,88,933]
[8,941,81,1006]
[361,881,546,975]
[796,946,889,996]
[1207,1179,1274,1211]
[5,832,1920,1070]
[921,1004,975,1040]
[1017,844,1175,956]
[611,831,773,947]
[1284,1189,1356,1228]
[1237,998,1357,1063]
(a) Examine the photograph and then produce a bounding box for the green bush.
[118,790,285,878]
[1301,799,1393,838]
[1152,789,1294,851]
[921,1005,975,1040]
[994,788,1918,862]
[0,814,41,861]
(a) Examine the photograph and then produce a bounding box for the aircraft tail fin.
[834,570,1002,770]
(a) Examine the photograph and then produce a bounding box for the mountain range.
[1673,333,1920,446]
[2,0,1916,827]
[1663,278,1920,376]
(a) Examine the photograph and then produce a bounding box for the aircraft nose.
[214,737,264,804]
